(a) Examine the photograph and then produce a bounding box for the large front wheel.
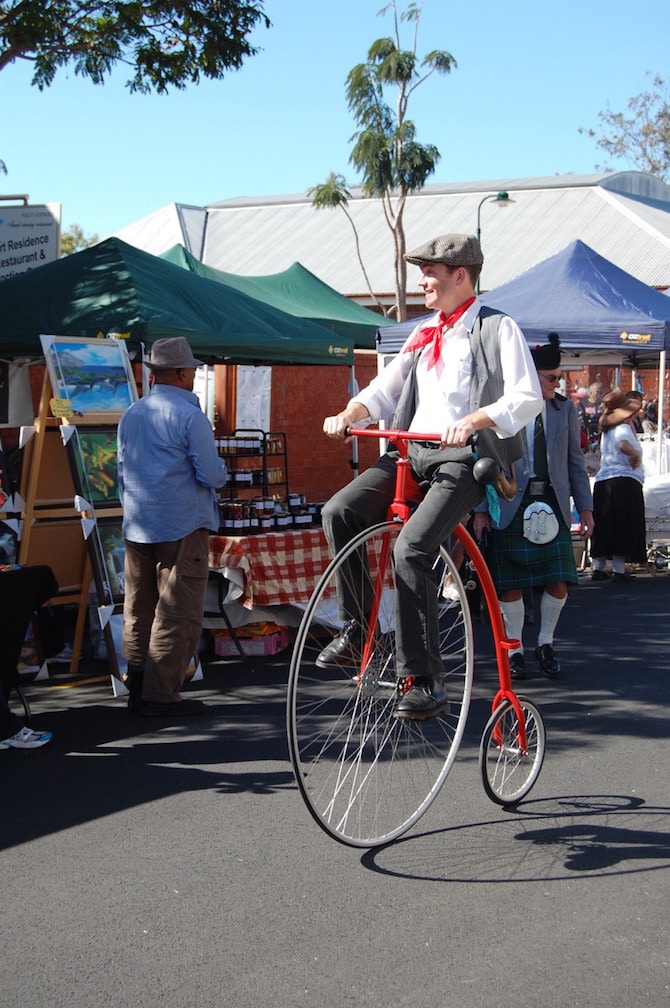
[286,521,474,847]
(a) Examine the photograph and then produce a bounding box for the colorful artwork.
[66,425,120,507]
[88,517,125,605]
[41,335,137,415]
[0,519,19,564]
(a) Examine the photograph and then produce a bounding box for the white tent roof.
[112,172,670,308]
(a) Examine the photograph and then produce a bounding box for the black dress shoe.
[591,570,611,581]
[316,620,364,668]
[509,652,527,680]
[535,644,561,680]
[612,572,635,582]
[393,676,450,721]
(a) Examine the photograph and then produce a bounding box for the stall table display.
[208,527,334,610]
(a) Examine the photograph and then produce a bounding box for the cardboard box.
[213,627,289,657]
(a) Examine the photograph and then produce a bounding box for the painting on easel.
[63,425,120,508]
[41,335,138,416]
[86,515,125,607]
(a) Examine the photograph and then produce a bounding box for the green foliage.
[60,223,99,256]
[0,1,270,93]
[579,73,670,183]
[309,1,456,319]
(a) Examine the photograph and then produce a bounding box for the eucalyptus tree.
[310,2,456,320]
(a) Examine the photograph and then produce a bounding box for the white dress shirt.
[352,299,542,438]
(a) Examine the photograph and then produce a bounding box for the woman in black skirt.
[590,390,646,582]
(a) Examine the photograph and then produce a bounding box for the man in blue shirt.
[118,337,227,716]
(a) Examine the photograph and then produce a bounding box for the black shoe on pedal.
[509,653,527,680]
[393,676,450,721]
[535,643,561,680]
[316,620,364,668]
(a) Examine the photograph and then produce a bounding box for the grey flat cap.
[404,233,484,267]
[148,337,203,370]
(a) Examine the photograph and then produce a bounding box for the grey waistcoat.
[391,306,525,469]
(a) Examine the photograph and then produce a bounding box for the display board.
[19,336,137,678]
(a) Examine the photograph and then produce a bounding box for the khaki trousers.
[122,528,209,704]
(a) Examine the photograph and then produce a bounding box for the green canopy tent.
[160,245,396,348]
[0,237,354,365]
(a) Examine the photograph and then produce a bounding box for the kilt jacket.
[492,393,593,531]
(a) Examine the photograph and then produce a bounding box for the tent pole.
[658,351,666,474]
[348,365,359,480]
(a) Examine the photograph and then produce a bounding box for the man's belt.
[528,480,550,496]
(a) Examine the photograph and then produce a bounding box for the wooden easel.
[18,370,123,676]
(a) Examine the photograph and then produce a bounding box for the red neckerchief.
[404,296,477,370]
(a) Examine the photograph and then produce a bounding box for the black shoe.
[134,698,207,717]
[591,570,611,581]
[316,620,364,668]
[612,572,635,582]
[124,665,145,711]
[393,676,450,721]
[509,652,527,680]
[535,644,561,680]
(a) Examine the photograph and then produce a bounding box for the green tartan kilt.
[487,489,579,590]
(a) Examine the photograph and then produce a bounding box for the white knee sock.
[612,555,626,574]
[499,598,525,654]
[538,591,567,647]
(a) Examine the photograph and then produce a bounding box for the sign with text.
[0,203,61,281]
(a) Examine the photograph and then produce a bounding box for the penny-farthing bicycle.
[286,428,546,847]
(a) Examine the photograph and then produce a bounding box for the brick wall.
[268,352,380,503]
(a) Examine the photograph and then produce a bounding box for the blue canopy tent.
[376,240,670,467]
[377,240,670,361]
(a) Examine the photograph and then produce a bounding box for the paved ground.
[2,571,669,1008]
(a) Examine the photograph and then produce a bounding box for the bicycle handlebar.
[344,427,479,448]
[344,428,500,486]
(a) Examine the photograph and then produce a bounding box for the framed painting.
[63,424,120,508]
[87,515,125,606]
[0,518,20,565]
[41,335,138,416]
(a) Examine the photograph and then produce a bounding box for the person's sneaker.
[316,620,365,668]
[49,644,74,664]
[509,652,527,680]
[1,726,53,749]
[535,644,561,680]
[393,676,450,721]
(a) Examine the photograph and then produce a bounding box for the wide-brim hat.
[148,337,203,370]
[601,389,641,425]
[404,233,484,267]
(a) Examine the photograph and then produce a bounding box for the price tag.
[50,397,75,418]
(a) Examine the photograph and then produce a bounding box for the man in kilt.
[473,334,594,680]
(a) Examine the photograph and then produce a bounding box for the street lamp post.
[475,190,514,293]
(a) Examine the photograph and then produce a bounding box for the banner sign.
[0,203,61,281]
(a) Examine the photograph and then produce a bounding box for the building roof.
[113,172,670,307]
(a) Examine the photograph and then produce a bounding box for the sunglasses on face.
[540,372,562,383]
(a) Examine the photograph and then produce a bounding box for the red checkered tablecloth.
[208,528,333,608]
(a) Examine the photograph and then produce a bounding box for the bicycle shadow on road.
[361,793,670,883]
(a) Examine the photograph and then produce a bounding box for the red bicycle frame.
[348,426,529,752]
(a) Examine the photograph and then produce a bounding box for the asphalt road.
[2,571,669,1008]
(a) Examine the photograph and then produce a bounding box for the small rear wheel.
[479,695,545,805]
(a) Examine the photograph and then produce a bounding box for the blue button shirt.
[118,384,228,543]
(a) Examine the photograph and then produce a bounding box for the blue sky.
[2,0,669,240]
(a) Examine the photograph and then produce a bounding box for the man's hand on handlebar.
[440,409,494,448]
[323,405,370,442]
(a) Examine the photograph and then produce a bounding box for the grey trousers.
[122,528,210,704]
[321,445,485,679]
